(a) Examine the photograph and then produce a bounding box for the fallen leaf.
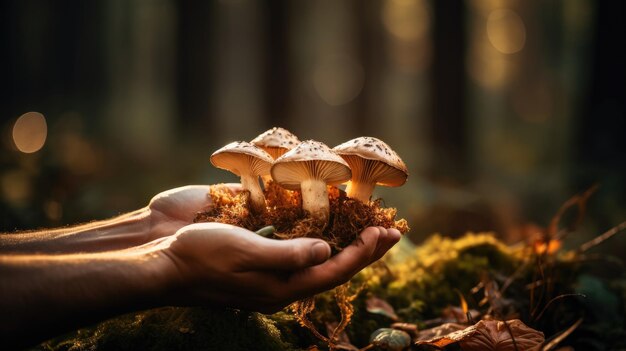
[415,319,544,351]
[441,306,481,324]
[459,319,544,351]
[415,323,476,348]
[325,321,357,351]
[365,295,399,321]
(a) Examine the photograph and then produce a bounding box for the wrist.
[0,208,153,253]
[0,249,173,344]
[134,249,184,308]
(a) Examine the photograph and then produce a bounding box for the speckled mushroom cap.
[210,141,273,177]
[250,127,300,159]
[271,140,352,190]
[333,137,408,186]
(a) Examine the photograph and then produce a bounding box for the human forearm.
[0,208,154,253]
[0,248,173,348]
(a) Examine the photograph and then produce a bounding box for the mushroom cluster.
[196,127,410,249]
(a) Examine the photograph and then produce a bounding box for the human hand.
[157,223,401,313]
[147,184,241,242]
[0,184,241,254]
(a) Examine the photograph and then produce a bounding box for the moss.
[36,307,300,351]
[360,233,520,322]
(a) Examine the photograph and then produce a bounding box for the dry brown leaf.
[325,321,357,351]
[415,319,544,351]
[459,319,544,351]
[365,295,399,321]
[415,323,472,348]
[441,306,481,324]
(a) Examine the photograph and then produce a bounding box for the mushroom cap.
[250,127,300,151]
[210,141,273,177]
[333,136,408,187]
[271,140,352,190]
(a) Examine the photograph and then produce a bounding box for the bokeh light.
[1,170,32,206]
[383,0,430,42]
[312,54,364,106]
[486,9,526,54]
[12,112,48,153]
[466,46,510,88]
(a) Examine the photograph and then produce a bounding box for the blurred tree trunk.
[286,0,361,145]
[465,1,594,239]
[211,0,265,144]
[176,1,216,138]
[430,0,467,183]
[103,0,177,157]
[262,0,290,129]
[370,0,433,226]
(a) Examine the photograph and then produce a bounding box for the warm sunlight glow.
[312,54,364,106]
[383,0,430,42]
[12,112,48,153]
[487,9,526,54]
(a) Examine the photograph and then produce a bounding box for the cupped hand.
[158,223,401,313]
[147,184,241,241]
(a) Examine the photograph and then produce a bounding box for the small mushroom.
[271,140,351,222]
[250,127,301,159]
[333,137,408,202]
[251,127,301,185]
[369,328,412,351]
[210,141,273,214]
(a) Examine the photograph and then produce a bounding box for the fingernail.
[311,242,330,263]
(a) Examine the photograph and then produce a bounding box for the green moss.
[36,307,300,351]
[361,233,519,322]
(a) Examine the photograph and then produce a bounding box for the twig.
[533,293,586,322]
[578,221,626,253]
[549,184,598,241]
[542,318,583,351]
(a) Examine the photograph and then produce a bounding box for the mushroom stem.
[240,174,266,214]
[345,181,376,202]
[300,178,330,222]
[261,174,273,188]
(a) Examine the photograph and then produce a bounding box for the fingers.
[371,227,402,263]
[242,236,332,271]
[168,223,401,313]
[287,227,399,298]
[172,222,332,272]
[149,185,212,219]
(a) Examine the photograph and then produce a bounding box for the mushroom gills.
[343,156,406,202]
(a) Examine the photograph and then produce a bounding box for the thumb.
[247,236,332,271]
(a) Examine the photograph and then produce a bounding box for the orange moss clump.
[194,182,409,250]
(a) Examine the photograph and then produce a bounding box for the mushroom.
[333,137,408,202]
[271,140,351,222]
[210,141,273,214]
[250,127,300,159]
[250,127,301,186]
